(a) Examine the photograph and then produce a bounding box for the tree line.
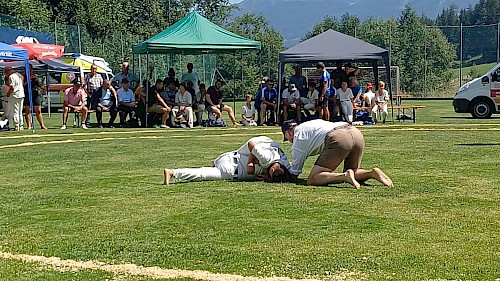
[2,0,498,96]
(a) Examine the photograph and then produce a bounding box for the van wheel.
[470,99,494,119]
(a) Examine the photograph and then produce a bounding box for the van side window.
[482,76,490,83]
[492,70,500,82]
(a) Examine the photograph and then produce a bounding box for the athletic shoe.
[81,124,88,130]
[60,124,67,130]
[160,124,169,128]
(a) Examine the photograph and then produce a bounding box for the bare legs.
[354,168,393,187]
[163,169,173,185]
[307,165,360,189]
[25,105,47,129]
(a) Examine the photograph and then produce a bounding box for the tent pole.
[46,71,51,117]
[25,61,35,133]
[277,62,284,124]
[385,57,394,123]
[233,52,236,111]
[145,53,149,128]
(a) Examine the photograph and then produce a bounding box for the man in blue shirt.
[317,62,331,121]
[117,78,138,127]
[94,80,118,128]
[256,79,278,126]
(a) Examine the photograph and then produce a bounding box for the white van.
[453,64,500,118]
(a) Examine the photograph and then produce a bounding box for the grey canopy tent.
[278,29,393,120]
[132,11,261,127]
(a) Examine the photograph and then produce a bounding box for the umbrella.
[12,43,65,60]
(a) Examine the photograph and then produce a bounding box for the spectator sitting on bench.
[241,94,257,126]
[94,80,118,128]
[361,82,375,111]
[372,81,389,124]
[195,84,207,126]
[205,80,240,127]
[256,79,278,126]
[61,80,88,130]
[301,82,319,117]
[350,77,363,108]
[172,83,194,128]
[117,78,138,127]
[282,83,302,122]
[164,81,178,108]
[147,79,171,128]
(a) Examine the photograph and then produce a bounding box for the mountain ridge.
[231,0,477,46]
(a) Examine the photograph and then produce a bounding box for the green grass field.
[1,100,499,281]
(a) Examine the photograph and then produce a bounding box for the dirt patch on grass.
[0,251,363,281]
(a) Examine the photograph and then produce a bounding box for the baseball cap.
[261,76,269,84]
[72,79,82,86]
[281,119,298,142]
[366,82,373,88]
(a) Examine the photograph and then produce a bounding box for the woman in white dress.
[336,81,354,124]
[241,94,257,126]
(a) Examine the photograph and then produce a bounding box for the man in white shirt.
[282,83,302,122]
[282,119,393,189]
[163,136,294,185]
[3,66,25,131]
[181,63,200,94]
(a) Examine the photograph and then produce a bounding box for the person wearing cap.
[3,66,25,131]
[61,80,88,130]
[289,66,308,98]
[316,62,330,122]
[147,79,171,128]
[162,136,293,185]
[372,81,390,124]
[282,83,302,122]
[362,82,375,110]
[205,80,240,127]
[112,62,138,90]
[117,78,138,127]
[282,119,393,189]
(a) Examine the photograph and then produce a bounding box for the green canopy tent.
[133,11,261,126]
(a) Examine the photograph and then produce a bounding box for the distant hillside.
[232,0,477,46]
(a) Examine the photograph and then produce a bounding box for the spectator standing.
[94,80,118,128]
[147,79,171,128]
[372,81,390,124]
[0,75,10,129]
[3,66,24,131]
[316,62,330,122]
[181,63,200,94]
[112,62,139,90]
[84,64,104,127]
[172,83,194,128]
[289,66,308,97]
[61,80,88,130]
[163,68,180,88]
[337,81,354,124]
[241,94,257,126]
[23,65,47,129]
[195,84,207,125]
[205,80,240,127]
[117,78,138,127]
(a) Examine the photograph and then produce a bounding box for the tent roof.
[0,42,28,61]
[279,29,388,63]
[0,59,80,72]
[133,11,261,55]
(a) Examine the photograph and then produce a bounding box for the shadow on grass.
[458,143,500,146]
[441,116,500,120]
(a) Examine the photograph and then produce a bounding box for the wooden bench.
[390,105,426,123]
[354,105,426,123]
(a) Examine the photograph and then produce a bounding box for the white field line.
[0,251,363,281]
[0,124,499,140]
[0,133,285,149]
